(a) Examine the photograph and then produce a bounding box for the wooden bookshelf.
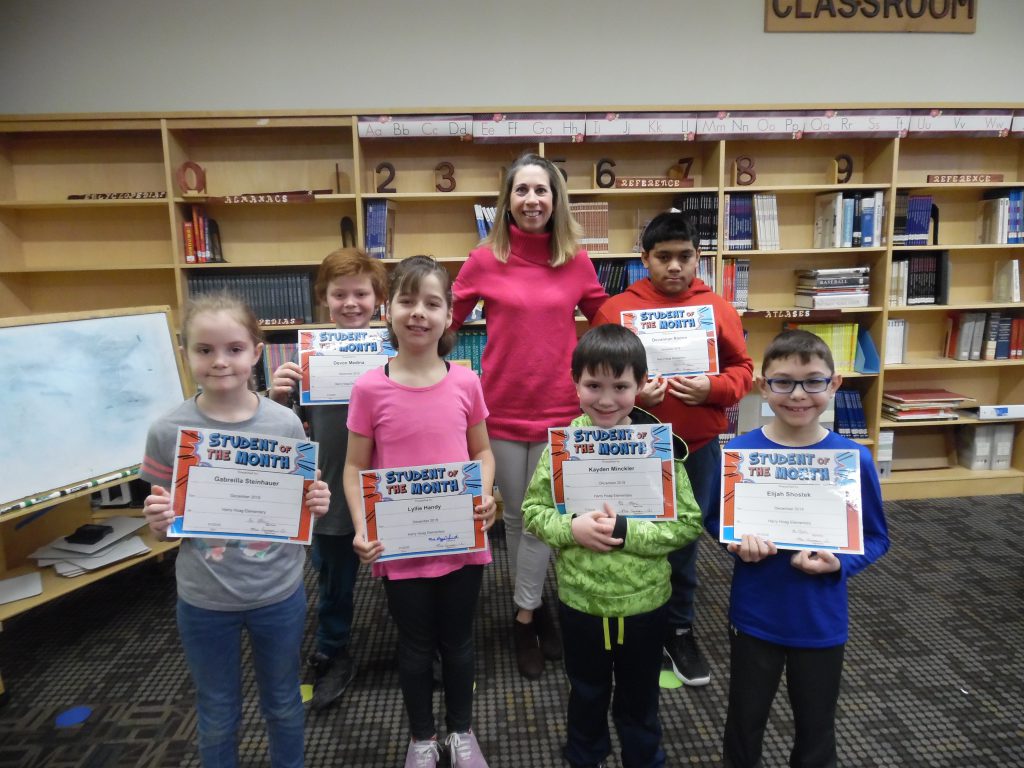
[1,106,1022,502]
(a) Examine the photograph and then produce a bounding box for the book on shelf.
[964,403,1024,420]
[877,429,894,478]
[725,193,753,251]
[783,321,861,373]
[569,201,609,253]
[882,388,975,422]
[813,191,883,249]
[885,318,907,364]
[751,192,779,250]
[943,311,1021,361]
[723,258,750,309]
[447,328,487,375]
[256,341,300,392]
[977,188,1023,245]
[182,221,196,264]
[833,389,868,439]
[955,422,1014,471]
[671,192,719,252]
[793,265,870,309]
[992,259,1021,303]
[891,250,949,306]
[188,271,312,325]
[793,292,869,309]
[719,402,740,447]
[364,199,397,259]
[472,204,498,239]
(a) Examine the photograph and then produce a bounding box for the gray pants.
[492,438,549,611]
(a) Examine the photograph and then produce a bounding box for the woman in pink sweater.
[451,153,607,679]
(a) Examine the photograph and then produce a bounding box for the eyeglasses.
[764,377,832,394]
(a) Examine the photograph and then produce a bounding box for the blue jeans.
[667,439,720,631]
[177,585,306,768]
[311,532,359,657]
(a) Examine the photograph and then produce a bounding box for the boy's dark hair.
[386,255,456,357]
[641,211,699,252]
[761,329,836,376]
[572,325,648,385]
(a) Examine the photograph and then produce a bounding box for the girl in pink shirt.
[344,256,497,768]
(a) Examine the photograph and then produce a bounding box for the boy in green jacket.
[523,324,702,768]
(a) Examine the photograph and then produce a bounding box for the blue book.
[841,196,855,247]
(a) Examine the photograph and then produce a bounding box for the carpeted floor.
[0,493,1021,767]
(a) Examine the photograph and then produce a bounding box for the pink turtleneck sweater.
[451,225,608,442]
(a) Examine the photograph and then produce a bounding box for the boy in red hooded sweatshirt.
[592,211,753,686]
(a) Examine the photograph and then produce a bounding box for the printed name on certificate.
[720,448,863,554]
[620,304,720,378]
[360,461,487,561]
[298,328,393,406]
[549,424,677,520]
[169,427,319,544]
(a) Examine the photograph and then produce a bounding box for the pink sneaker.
[405,737,440,768]
[445,730,489,768]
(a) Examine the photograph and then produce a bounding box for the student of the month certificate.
[620,305,720,378]
[360,461,487,561]
[298,328,392,406]
[720,448,864,554]
[169,427,318,544]
[549,424,677,520]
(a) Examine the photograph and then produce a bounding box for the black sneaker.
[311,649,356,711]
[664,628,711,687]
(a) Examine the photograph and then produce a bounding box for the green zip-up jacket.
[522,409,703,618]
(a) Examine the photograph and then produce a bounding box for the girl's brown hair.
[181,291,263,350]
[386,255,456,357]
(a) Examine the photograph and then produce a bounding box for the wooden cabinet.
[1,107,1022,501]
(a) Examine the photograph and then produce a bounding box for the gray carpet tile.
[0,493,1021,767]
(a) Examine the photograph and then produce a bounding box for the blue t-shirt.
[707,428,890,648]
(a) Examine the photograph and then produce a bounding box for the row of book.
[251,341,300,392]
[889,251,949,306]
[188,272,314,325]
[472,204,497,239]
[992,258,1021,303]
[784,320,862,373]
[977,188,1024,245]
[596,259,646,296]
[833,389,869,439]
[448,328,487,375]
[884,318,907,364]
[794,266,870,309]
[814,191,886,249]
[892,192,935,246]
[881,388,973,422]
[724,193,780,251]
[670,193,719,252]
[364,199,397,259]
[943,311,1024,361]
[183,205,224,263]
[722,258,750,310]
[956,423,1016,471]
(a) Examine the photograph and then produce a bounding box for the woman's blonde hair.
[485,153,582,267]
[181,291,263,349]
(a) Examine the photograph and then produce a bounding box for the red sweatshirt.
[593,277,753,452]
[451,225,608,442]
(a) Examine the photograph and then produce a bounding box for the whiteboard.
[0,309,185,507]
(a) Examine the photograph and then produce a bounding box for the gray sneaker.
[405,738,441,768]
[445,730,489,768]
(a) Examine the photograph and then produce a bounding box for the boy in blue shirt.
[706,329,890,768]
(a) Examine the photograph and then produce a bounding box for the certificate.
[549,424,676,520]
[360,461,487,561]
[620,305,720,378]
[168,427,318,544]
[298,328,393,406]
[720,448,863,554]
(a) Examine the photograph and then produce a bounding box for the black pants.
[724,626,845,768]
[383,565,483,740]
[559,601,667,768]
